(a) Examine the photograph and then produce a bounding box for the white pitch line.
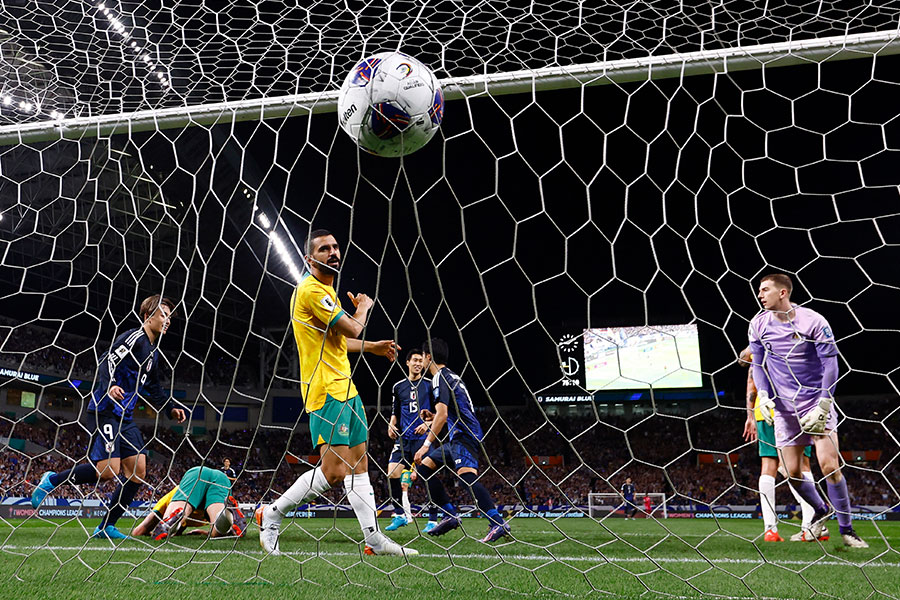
[2,545,898,569]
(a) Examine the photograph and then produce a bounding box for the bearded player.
[739,347,824,542]
[748,273,867,547]
[256,229,417,557]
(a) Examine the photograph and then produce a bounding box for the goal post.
[589,493,668,519]
[1,30,898,146]
[2,1,900,597]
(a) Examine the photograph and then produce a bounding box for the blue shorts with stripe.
[424,437,480,471]
[87,413,146,463]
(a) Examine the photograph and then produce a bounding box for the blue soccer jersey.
[431,367,483,444]
[391,377,432,440]
[621,483,635,501]
[87,326,168,421]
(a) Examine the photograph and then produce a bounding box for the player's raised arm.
[330,292,373,339]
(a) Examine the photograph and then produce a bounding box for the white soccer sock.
[401,489,412,522]
[799,471,816,528]
[270,467,331,523]
[344,473,379,541]
[759,474,777,532]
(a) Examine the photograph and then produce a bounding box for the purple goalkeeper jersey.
[748,304,837,416]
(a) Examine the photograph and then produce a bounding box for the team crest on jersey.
[822,326,833,339]
[410,389,417,400]
[339,423,349,436]
[146,359,153,371]
[105,441,115,453]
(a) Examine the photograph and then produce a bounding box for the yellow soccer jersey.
[290,273,358,411]
[749,352,774,422]
[153,486,178,515]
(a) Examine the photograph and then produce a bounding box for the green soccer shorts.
[309,394,368,448]
[172,466,231,510]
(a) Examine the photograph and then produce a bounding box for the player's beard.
[316,256,341,276]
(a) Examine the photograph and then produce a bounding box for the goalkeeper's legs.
[814,432,867,547]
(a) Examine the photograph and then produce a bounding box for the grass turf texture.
[0,516,898,600]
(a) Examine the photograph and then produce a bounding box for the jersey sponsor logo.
[822,326,833,339]
[320,295,336,312]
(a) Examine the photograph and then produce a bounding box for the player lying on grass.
[132,480,247,539]
[132,466,242,540]
[739,347,825,542]
[31,295,187,540]
[749,273,867,548]
[413,337,511,543]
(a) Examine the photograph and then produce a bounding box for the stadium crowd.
[2,402,895,514]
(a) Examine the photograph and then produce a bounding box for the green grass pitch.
[1,516,898,600]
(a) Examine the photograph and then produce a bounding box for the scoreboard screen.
[582,324,702,391]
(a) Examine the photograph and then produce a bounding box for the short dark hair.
[421,337,449,364]
[760,273,793,296]
[139,295,176,321]
[405,348,424,362]
[307,228,334,254]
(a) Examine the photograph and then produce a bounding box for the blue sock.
[486,508,504,527]
[460,472,503,525]
[49,464,98,487]
[442,502,458,517]
[100,478,141,529]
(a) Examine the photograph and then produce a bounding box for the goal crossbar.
[1,29,897,146]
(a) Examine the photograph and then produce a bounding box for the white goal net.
[1,1,899,598]
[589,493,668,519]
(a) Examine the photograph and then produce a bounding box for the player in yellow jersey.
[739,348,827,542]
[257,229,418,557]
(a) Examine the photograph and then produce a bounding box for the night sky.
[2,50,900,417]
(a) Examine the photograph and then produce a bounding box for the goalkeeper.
[132,466,245,539]
[749,273,866,548]
[739,347,825,542]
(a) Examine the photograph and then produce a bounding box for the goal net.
[589,493,668,519]
[1,1,899,598]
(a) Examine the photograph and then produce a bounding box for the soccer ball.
[337,51,444,158]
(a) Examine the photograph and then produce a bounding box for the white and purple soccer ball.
[337,51,444,158]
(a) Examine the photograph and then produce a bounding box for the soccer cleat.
[426,515,460,537]
[385,514,409,531]
[152,507,185,540]
[31,471,56,509]
[790,526,830,542]
[92,525,129,540]
[806,507,833,541]
[363,532,419,557]
[842,529,869,548]
[763,528,784,542]
[422,521,438,534]
[481,523,511,543]
[256,506,281,555]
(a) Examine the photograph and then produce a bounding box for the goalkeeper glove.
[756,390,775,426]
[799,397,833,434]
